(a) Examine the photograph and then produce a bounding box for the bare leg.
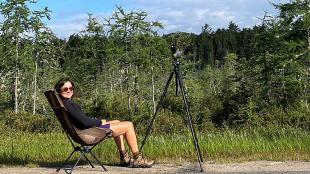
[109,121,139,153]
[108,121,154,167]
[106,120,126,152]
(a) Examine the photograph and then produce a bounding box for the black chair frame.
[56,132,108,173]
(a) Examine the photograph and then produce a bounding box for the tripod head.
[171,44,182,61]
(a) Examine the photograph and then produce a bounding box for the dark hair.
[54,78,75,94]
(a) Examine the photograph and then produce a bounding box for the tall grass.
[145,127,310,163]
[1,127,310,166]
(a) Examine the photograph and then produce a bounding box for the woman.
[54,78,154,168]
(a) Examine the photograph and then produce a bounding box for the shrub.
[87,92,131,121]
[260,102,310,130]
[0,110,60,133]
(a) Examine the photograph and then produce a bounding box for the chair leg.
[57,145,108,172]
[90,151,108,171]
[56,150,76,172]
[67,152,84,174]
[82,152,95,168]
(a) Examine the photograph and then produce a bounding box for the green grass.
[1,127,310,167]
[145,127,310,163]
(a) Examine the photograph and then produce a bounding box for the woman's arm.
[64,100,102,128]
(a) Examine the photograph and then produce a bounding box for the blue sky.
[23,0,289,38]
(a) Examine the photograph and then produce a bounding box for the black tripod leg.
[139,71,175,152]
[175,66,178,96]
[176,71,204,172]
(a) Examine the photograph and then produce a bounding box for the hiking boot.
[129,154,154,168]
[120,150,132,166]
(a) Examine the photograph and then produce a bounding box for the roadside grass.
[1,127,310,167]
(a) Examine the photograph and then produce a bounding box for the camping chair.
[44,89,112,173]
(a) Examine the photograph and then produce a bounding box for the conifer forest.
[0,0,309,135]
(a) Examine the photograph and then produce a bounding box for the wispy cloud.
[119,0,287,34]
[39,0,290,38]
[47,13,89,37]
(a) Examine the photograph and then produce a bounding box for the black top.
[63,99,102,130]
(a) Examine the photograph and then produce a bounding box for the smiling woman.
[53,78,154,168]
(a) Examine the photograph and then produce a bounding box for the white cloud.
[49,23,84,38]
[165,10,185,18]
[47,12,113,38]
[48,14,89,38]
[212,11,228,19]
[44,0,290,38]
[196,9,210,19]
[121,0,269,33]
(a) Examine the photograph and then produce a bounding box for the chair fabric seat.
[76,127,110,145]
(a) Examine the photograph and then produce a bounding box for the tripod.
[139,48,204,172]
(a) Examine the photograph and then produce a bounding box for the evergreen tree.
[103,6,163,114]
[0,0,52,113]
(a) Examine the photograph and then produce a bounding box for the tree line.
[0,0,309,133]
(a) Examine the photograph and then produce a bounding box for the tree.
[274,0,310,49]
[196,24,214,68]
[0,0,56,114]
[79,13,107,107]
[273,0,310,108]
[237,28,254,59]
[227,21,239,53]
[103,6,163,114]
[1,0,31,113]
[31,22,58,114]
[248,10,306,107]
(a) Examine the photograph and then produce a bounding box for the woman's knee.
[124,121,133,126]
[126,121,135,130]
[108,119,121,124]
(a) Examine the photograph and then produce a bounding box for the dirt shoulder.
[0,161,310,174]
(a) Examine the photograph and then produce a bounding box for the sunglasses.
[61,87,74,92]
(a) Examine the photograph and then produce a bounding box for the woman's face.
[60,81,74,99]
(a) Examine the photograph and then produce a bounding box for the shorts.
[99,124,110,129]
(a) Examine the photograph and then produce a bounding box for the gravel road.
[0,161,310,174]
